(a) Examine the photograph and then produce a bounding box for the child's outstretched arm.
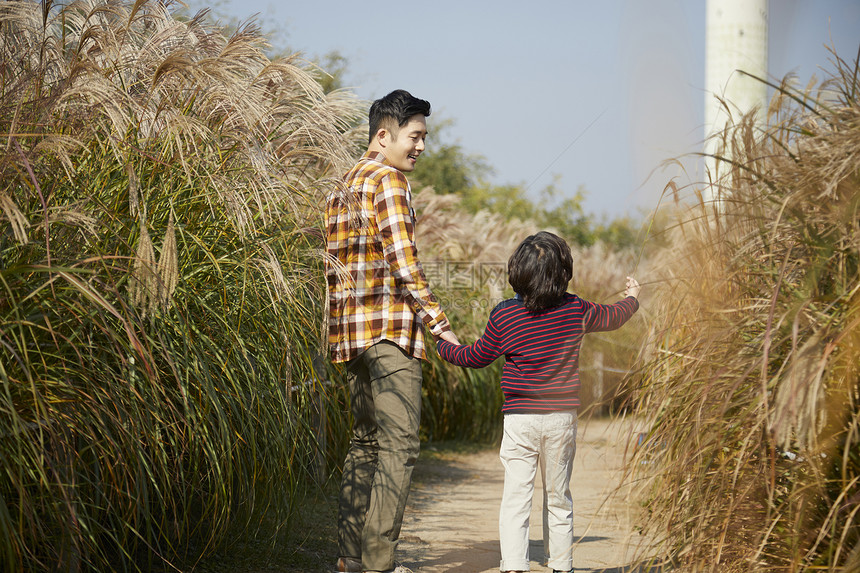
[581,276,641,333]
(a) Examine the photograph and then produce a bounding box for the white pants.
[499,410,577,572]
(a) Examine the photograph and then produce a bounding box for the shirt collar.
[362,150,392,167]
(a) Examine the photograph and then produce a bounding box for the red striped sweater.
[436,293,639,413]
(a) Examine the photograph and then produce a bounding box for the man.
[325,89,459,573]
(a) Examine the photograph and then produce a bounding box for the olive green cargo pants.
[337,341,422,573]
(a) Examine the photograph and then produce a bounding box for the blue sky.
[197,1,859,218]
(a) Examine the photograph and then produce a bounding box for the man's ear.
[374,128,389,148]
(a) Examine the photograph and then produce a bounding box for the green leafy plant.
[0,0,363,570]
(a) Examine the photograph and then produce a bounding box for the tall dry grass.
[0,0,363,570]
[0,1,658,568]
[628,48,860,572]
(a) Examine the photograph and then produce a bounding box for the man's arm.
[374,171,452,336]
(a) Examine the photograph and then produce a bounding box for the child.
[436,231,641,573]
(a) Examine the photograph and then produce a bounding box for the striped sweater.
[436,293,639,413]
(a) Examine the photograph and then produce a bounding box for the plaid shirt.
[325,151,451,363]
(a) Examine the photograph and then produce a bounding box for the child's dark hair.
[508,231,573,313]
[368,89,431,144]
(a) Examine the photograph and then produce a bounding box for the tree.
[411,118,491,195]
[313,51,350,93]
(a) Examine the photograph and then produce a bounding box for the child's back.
[438,292,638,413]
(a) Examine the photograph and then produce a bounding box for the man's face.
[382,114,427,172]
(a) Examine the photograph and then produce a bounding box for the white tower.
[704,0,768,190]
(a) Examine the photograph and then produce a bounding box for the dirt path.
[396,416,658,573]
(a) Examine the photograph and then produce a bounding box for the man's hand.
[624,276,641,299]
[437,330,460,345]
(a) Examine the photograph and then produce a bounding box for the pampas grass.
[0,0,364,570]
[0,1,657,569]
[627,47,860,572]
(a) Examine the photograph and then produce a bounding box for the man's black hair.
[508,231,574,313]
[368,90,431,144]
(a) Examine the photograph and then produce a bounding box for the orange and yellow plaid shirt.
[325,151,451,363]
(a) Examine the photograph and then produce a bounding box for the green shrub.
[0,0,363,569]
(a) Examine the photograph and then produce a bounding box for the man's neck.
[367,141,385,156]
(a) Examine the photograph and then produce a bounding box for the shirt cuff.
[427,316,451,337]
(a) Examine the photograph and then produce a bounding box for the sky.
[199,0,859,219]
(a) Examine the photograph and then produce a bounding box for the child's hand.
[437,330,460,345]
[624,276,641,299]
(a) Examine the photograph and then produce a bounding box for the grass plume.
[0,0,364,570]
[627,46,860,572]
